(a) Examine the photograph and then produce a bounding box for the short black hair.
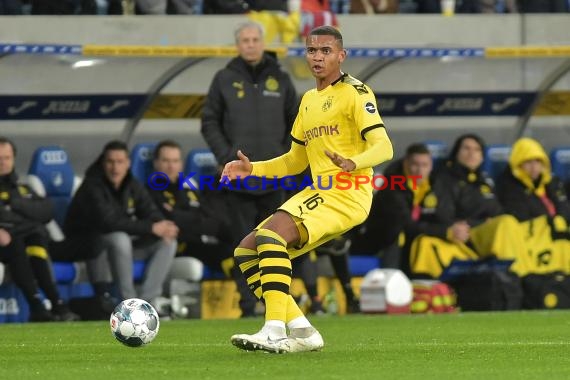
[405,143,430,158]
[308,26,343,48]
[448,134,486,162]
[154,140,182,160]
[0,136,16,157]
[102,140,129,158]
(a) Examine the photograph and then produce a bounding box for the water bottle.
[440,0,455,16]
[325,287,338,315]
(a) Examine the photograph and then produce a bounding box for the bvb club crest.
[265,77,279,92]
[233,81,245,99]
[424,193,438,208]
[322,96,333,112]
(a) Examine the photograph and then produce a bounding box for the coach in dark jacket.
[62,141,177,308]
[201,21,298,248]
[201,28,297,168]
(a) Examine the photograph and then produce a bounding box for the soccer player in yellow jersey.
[222,26,393,353]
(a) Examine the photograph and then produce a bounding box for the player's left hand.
[325,150,356,172]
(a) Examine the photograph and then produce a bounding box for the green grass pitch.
[1,311,569,380]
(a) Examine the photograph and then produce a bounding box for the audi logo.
[138,147,153,160]
[40,150,68,165]
[193,153,217,166]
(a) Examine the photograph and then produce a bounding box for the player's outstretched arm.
[348,127,393,170]
[250,140,309,178]
[221,150,253,180]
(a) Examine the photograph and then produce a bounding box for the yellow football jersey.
[291,73,384,182]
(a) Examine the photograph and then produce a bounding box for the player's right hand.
[0,228,11,247]
[220,150,253,181]
[152,220,179,239]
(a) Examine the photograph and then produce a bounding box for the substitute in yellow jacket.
[497,137,570,275]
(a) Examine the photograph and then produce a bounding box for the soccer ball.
[110,298,160,347]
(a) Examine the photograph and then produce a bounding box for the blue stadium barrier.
[439,258,514,282]
[52,262,76,284]
[349,256,381,277]
[133,260,147,283]
[0,284,30,323]
[550,147,570,182]
[57,283,94,302]
[201,266,226,280]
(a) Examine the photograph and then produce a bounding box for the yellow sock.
[256,228,292,322]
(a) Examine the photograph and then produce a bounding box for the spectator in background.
[63,141,177,311]
[0,0,23,14]
[136,0,166,13]
[169,0,203,14]
[246,0,288,11]
[300,0,339,39]
[201,21,298,315]
[202,0,249,13]
[496,137,570,275]
[518,0,568,12]
[31,0,97,14]
[350,0,398,13]
[0,137,78,321]
[148,140,262,317]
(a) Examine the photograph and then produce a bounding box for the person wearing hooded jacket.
[496,137,570,276]
[61,141,178,310]
[409,134,525,278]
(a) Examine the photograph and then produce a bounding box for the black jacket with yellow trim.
[201,52,298,166]
[434,161,503,227]
[145,180,230,244]
[0,171,54,238]
[64,158,163,238]
[497,169,570,223]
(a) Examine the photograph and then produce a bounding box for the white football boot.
[231,325,290,354]
[287,326,324,352]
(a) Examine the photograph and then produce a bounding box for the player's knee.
[236,232,256,254]
[255,228,287,248]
